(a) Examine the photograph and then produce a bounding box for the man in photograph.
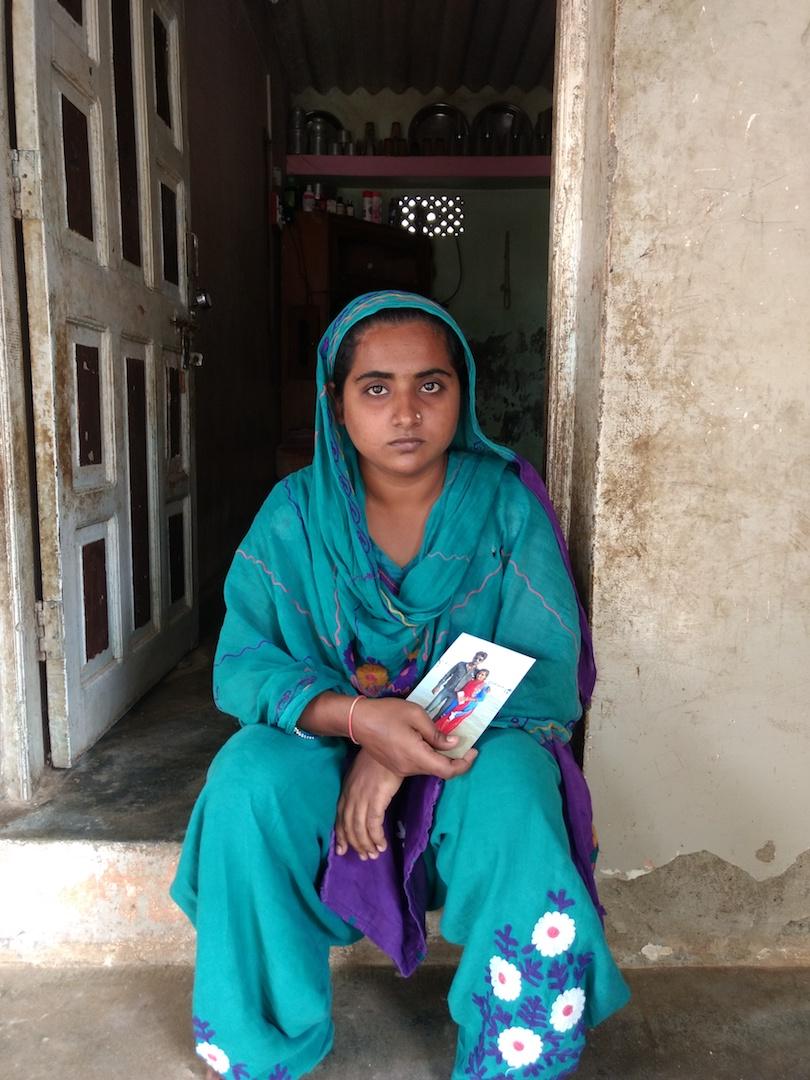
[425,649,488,719]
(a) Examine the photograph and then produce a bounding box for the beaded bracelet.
[347,694,364,745]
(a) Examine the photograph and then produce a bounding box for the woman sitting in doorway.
[171,291,629,1080]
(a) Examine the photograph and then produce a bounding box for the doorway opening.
[3,0,591,825]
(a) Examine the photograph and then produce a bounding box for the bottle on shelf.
[302,184,315,212]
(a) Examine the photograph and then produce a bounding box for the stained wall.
[584,1,810,961]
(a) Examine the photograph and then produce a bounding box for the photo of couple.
[408,633,536,758]
[425,650,491,735]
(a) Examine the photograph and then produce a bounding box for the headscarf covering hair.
[313,290,595,705]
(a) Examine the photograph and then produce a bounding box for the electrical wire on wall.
[501,230,511,309]
[437,237,463,308]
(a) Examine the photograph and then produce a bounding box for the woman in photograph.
[435,667,491,734]
[171,291,629,1080]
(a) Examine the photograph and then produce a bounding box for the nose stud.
[415,411,422,422]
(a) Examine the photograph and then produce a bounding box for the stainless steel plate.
[408,103,469,155]
[470,102,533,155]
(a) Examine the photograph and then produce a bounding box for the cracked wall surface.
[586,0,810,947]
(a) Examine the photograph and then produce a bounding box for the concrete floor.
[0,646,232,841]
[2,964,809,1079]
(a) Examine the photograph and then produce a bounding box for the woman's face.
[333,320,462,482]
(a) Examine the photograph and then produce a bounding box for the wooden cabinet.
[277,211,432,475]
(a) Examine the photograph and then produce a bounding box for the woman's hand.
[351,697,478,779]
[335,751,403,860]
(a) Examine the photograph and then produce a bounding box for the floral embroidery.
[489,957,522,1001]
[343,642,421,698]
[354,661,390,696]
[195,1042,231,1074]
[273,675,317,723]
[192,1016,291,1080]
[466,891,592,1078]
[531,910,576,957]
[497,1026,543,1068]
[549,988,586,1033]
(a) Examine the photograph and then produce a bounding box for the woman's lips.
[388,437,425,452]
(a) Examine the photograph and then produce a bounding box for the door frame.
[545,0,615,581]
[0,7,45,802]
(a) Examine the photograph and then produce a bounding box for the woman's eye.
[422,381,441,393]
[365,384,388,396]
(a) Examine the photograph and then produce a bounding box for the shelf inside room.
[285,154,552,189]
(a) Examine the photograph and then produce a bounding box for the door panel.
[14,0,197,766]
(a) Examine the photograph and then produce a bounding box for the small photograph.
[408,632,536,758]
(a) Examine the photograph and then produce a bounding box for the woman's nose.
[393,393,422,427]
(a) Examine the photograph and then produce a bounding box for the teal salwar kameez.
[172,292,630,1079]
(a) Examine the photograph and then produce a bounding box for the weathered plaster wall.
[186,0,280,629]
[585,1,810,959]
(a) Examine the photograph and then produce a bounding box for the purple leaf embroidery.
[517,995,547,1028]
[492,1005,513,1028]
[547,888,575,911]
[574,951,595,981]
[518,955,544,986]
[494,924,519,961]
[548,959,570,992]
[267,1067,293,1080]
[192,1016,215,1042]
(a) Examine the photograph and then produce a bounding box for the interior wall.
[583,0,810,963]
[434,188,550,471]
[185,0,280,629]
[292,87,552,471]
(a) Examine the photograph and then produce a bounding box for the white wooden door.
[13,0,197,766]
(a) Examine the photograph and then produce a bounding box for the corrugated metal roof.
[268,0,556,94]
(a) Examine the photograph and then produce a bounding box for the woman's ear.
[327,381,345,424]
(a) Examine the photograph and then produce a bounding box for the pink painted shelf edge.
[286,155,552,182]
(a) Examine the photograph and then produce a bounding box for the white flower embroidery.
[196,1042,231,1074]
[489,956,522,1001]
[531,910,576,956]
[550,986,586,1032]
[497,1026,543,1068]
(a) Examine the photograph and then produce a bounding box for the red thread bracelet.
[347,695,363,745]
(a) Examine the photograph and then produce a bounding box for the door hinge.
[35,599,64,662]
[10,149,43,222]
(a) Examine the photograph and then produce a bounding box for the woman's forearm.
[297,690,355,737]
